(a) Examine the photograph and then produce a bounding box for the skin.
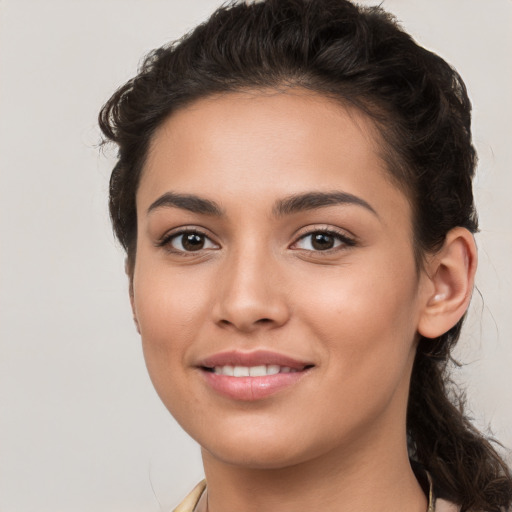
[130,89,477,512]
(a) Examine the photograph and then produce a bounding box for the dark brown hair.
[99,1,512,509]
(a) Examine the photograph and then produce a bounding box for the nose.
[212,247,290,333]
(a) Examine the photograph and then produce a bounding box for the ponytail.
[408,330,512,511]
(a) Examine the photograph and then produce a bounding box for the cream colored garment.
[172,480,461,512]
[436,498,460,512]
[173,481,206,512]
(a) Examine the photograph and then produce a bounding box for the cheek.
[296,255,420,385]
[134,255,213,330]
[289,273,419,450]
[131,260,213,392]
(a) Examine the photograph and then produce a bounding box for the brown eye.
[166,230,218,252]
[311,232,335,250]
[181,233,205,251]
[293,230,355,252]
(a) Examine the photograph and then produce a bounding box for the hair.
[99,0,512,509]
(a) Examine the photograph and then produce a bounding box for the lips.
[197,350,314,401]
[199,349,312,369]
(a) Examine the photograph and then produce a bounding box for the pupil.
[183,233,204,251]
[312,233,334,250]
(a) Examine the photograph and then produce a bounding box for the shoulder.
[435,497,460,512]
[435,497,510,512]
[435,498,507,512]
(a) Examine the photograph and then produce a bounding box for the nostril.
[218,317,276,331]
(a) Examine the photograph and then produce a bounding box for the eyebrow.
[273,191,378,218]
[147,190,378,218]
[147,192,224,216]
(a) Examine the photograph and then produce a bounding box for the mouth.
[202,364,311,376]
[197,350,314,401]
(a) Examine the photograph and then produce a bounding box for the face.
[132,90,430,469]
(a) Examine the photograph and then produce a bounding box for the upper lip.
[198,350,314,370]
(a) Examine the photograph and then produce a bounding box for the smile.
[197,350,314,401]
[208,365,303,376]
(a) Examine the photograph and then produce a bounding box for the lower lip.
[201,369,310,401]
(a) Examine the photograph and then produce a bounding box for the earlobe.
[418,227,477,339]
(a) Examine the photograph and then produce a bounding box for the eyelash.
[293,228,356,254]
[156,228,217,256]
[156,227,356,256]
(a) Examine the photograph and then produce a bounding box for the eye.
[293,230,355,251]
[159,229,219,253]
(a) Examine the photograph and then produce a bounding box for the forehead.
[138,89,409,224]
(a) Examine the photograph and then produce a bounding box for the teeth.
[221,365,234,376]
[212,365,297,377]
[249,365,267,376]
[266,365,280,375]
[233,366,249,377]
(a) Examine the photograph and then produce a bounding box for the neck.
[200,423,427,512]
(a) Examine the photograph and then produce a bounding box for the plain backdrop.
[0,1,511,511]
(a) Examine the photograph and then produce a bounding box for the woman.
[99,0,512,510]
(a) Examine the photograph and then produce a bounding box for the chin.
[202,441,308,470]
[197,420,340,471]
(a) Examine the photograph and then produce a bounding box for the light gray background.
[0,1,511,511]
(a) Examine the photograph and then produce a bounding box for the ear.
[125,258,141,334]
[417,227,477,339]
